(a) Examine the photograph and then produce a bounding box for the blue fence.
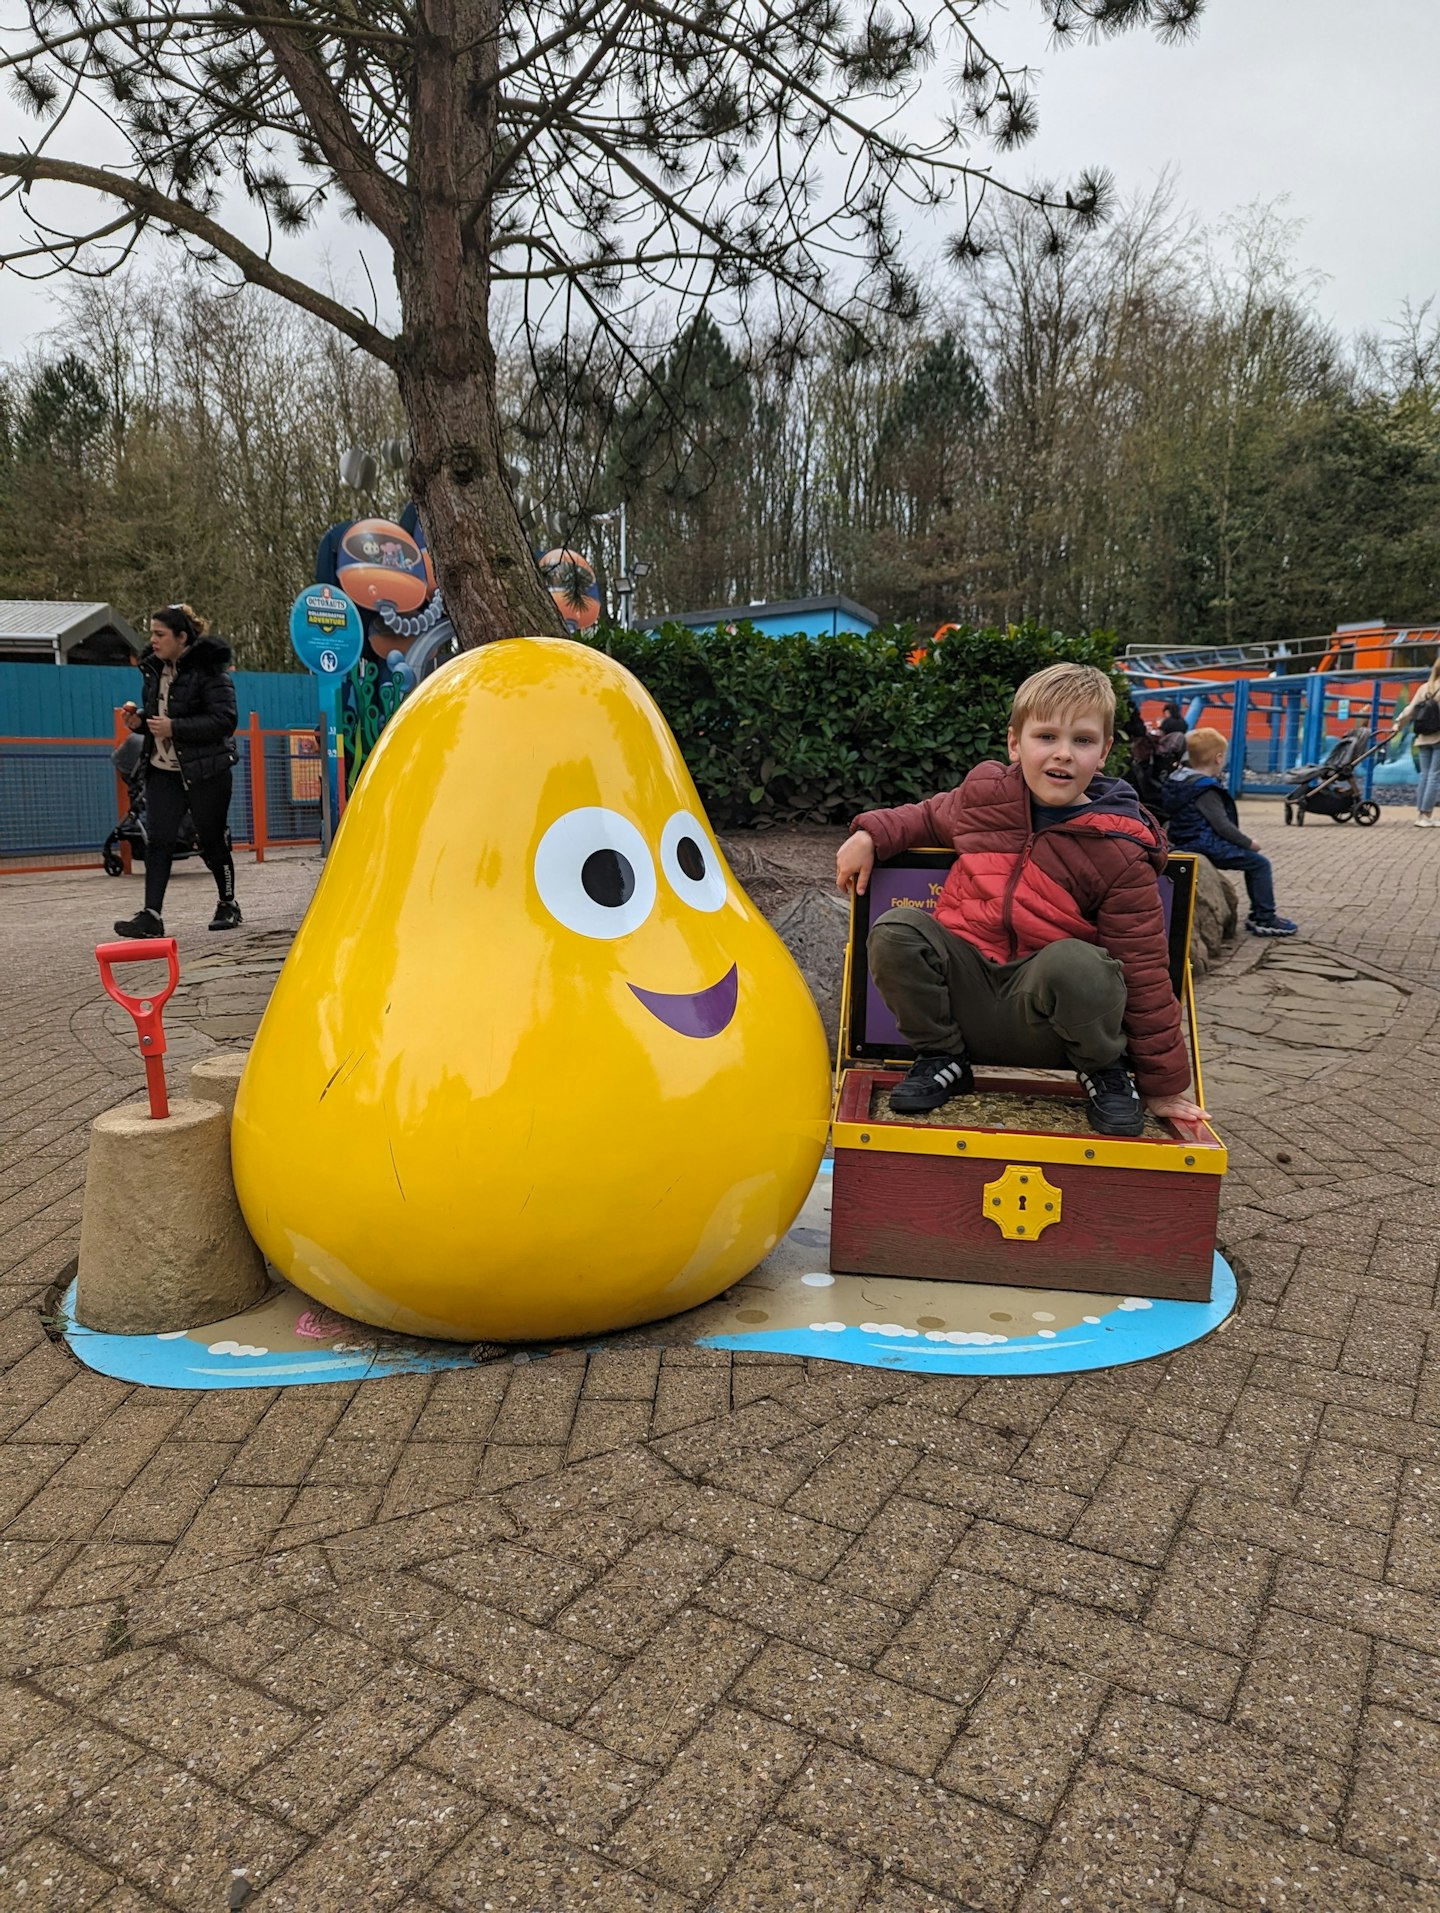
[0,661,318,739]
[0,738,119,858]
[0,722,325,867]
[1128,673,1426,802]
[0,663,326,866]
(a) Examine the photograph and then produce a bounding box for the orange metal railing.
[0,712,324,875]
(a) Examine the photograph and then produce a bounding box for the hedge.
[579,619,1129,829]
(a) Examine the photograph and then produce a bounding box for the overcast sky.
[0,0,1435,357]
[993,0,1440,341]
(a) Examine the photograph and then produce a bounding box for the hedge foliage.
[579,619,1129,828]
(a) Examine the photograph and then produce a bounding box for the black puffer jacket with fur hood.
[136,635,239,785]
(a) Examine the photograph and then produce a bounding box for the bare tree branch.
[0,151,397,360]
[0,11,406,75]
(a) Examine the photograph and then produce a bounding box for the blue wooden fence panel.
[0,663,322,862]
[0,662,317,739]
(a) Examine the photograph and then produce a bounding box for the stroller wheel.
[1354,801,1381,826]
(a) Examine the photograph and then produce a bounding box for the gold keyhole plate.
[981,1164,1063,1242]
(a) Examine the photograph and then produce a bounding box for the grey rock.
[1190,855,1239,975]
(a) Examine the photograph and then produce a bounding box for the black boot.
[113,907,164,939]
[209,900,243,932]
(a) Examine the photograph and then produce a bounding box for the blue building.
[638,594,879,641]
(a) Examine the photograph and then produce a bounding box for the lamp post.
[591,502,643,623]
[628,560,652,627]
[614,559,654,628]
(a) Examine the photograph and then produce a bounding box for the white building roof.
[0,600,141,661]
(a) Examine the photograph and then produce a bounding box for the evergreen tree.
[605,316,756,609]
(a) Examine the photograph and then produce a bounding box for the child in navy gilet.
[1163,729,1298,937]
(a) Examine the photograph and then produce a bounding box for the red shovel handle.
[95,938,180,1118]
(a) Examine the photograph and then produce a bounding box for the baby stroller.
[102,733,204,875]
[1281,728,1384,827]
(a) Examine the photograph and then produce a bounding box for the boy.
[1162,729,1298,938]
[835,663,1205,1137]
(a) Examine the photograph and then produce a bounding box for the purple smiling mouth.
[629,963,738,1038]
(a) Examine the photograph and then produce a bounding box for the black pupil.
[581,848,635,908]
[677,836,706,881]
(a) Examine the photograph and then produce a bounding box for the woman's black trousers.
[143,766,236,913]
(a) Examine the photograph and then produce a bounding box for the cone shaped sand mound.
[232,637,831,1340]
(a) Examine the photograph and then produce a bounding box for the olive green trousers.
[867,907,1128,1071]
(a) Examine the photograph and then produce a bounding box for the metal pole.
[617,503,632,626]
[112,708,134,875]
[1229,678,1249,798]
[319,680,341,854]
[248,711,268,863]
[1302,672,1324,765]
[1364,677,1382,799]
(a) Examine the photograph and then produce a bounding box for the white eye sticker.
[534,806,657,939]
[659,810,727,913]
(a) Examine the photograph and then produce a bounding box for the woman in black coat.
[113,603,243,937]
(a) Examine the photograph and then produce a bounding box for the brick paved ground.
[2,807,1439,1912]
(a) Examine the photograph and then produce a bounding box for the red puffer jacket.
[853,760,1190,1097]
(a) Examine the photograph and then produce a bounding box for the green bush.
[579,619,1128,828]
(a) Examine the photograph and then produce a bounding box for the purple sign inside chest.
[862,865,946,1053]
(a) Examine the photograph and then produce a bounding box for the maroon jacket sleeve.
[1094,850,1191,1098]
[850,789,961,861]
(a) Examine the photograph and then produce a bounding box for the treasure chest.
[829,850,1225,1302]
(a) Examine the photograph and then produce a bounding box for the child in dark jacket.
[835,663,1206,1138]
[1163,728,1298,938]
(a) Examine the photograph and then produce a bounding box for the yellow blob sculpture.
[231,637,831,1341]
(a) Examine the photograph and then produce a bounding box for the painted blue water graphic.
[61,1248,1236,1389]
[59,1280,478,1388]
[699,1253,1238,1376]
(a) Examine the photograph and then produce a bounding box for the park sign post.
[288,585,366,850]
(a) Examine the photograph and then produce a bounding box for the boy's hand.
[1147,1092,1209,1125]
[836,830,876,896]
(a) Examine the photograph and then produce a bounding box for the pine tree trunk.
[395,0,563,649]
[395,331,561,647]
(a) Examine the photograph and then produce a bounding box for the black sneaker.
[113,907,164,939]
[1246,912,1298,938]
[209,900,243,932]
[1078,1063,1144,1137]
[889,1054,975,1114]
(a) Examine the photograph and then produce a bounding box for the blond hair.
[1010,663,1115,737]
[1186,727,1228,766]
